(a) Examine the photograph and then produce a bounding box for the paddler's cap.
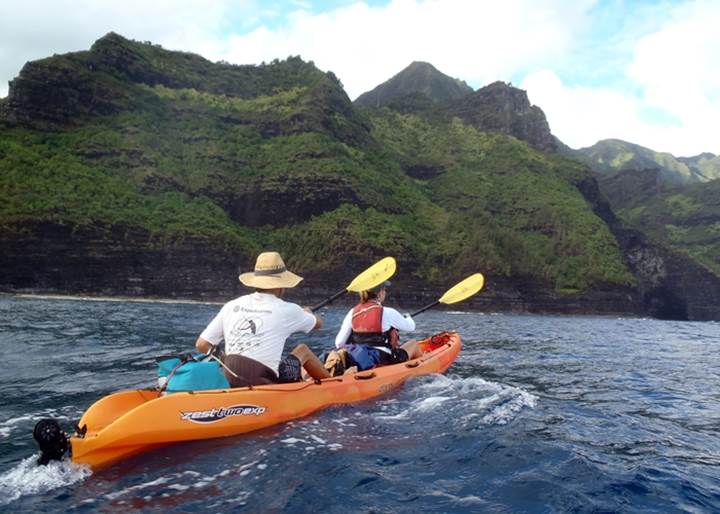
[370,280,391,292]
[239,251,303,289]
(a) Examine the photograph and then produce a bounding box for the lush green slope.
[1,33,635,294]
[367,109,635,290]
[610,177,720,274]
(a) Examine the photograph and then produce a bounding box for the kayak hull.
[70,331,461,470]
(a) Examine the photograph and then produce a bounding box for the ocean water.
[0,295,718,513]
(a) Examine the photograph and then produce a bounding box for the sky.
[0,0,718,157]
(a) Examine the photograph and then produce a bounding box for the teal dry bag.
[157,353,230,393]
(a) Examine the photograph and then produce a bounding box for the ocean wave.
[375,374,537,429]
[0,407,81,439]
[0,457,91,506]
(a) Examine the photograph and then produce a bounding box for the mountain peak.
[443,81,557,152]
[404,61,440,72]
[354,61,473,108]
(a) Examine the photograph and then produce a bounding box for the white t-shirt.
[334,304,415,352]
[200,292,316,373]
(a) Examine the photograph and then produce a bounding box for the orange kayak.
[67,331,461,470]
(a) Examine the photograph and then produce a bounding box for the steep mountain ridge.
[566,138,720,184]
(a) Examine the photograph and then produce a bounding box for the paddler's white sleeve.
[334,310,353,349]
[382,307,415,332]
[199,305,227,345]
[285,302,317,334]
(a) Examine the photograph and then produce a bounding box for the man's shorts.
[223,354,304,386]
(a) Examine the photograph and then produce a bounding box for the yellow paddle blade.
[346,257,396,292]
[438,273,485,305]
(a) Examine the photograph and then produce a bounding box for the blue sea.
[0,295,718,513]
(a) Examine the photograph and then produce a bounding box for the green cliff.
[2,33,717,319]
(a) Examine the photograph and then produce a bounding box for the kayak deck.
[70,331,461,470]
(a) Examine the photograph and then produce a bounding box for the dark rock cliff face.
[1,56,128,125]
[572,174,720,321]
[0,220,642,315]
[444,81,557,153]
[1,218,716,320]
[198,172,362,227]
[0,222,247,300]
[613,228,720,321]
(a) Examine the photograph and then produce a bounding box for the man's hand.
[388,328,399,351]
[304,307,323,330]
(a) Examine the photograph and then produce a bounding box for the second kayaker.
[333,281,422,371]
[195,251,330,387]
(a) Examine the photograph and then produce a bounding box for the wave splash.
[0,456,91,506]
[375,374,537,429]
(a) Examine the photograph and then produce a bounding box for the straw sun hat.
[238,251,303,289]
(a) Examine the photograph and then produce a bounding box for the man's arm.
[196,306,225,353]
[195,336,214,353]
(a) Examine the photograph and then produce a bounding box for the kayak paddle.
[410,273,485,317]
[311,256,396,311]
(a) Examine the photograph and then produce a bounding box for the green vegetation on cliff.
[1,32,635,292]
[613,179,720,275]
[368,109,633,289]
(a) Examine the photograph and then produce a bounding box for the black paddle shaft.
[311,289,347,312]
[410,300,440,318]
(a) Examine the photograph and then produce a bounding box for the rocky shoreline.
[2,217,718,320]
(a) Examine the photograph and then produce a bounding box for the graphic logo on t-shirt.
[228,317,263,353]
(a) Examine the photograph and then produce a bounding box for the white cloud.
[521,1,720,157]
[626,0,720,155]
[522,70,653,149]
[215,0,594,99]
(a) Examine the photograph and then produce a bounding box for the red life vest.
[349,301,389,347]
[351,301,383,333]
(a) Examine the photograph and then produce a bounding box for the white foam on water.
[482,389,537,426]
[280,437,306,445]
[273,418,348,452]
[0,456,92,506]
[0,407,80,439]
[428,489,488,507]
[105,462,259,502]
[375,374,537,429]
[104,475,174,500]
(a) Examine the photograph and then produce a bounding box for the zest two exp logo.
[180,405,267,424]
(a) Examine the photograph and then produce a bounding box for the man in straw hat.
[195,251,329,387]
